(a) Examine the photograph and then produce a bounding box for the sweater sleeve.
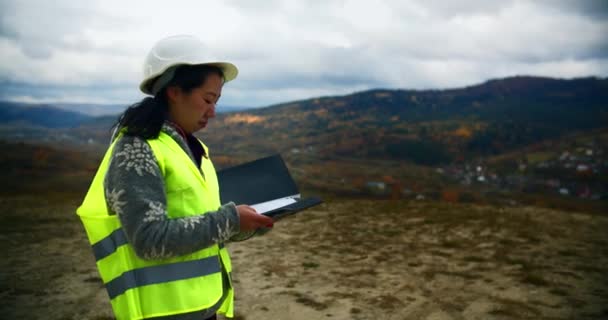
[103,135,241,260]
[229,226,272,242]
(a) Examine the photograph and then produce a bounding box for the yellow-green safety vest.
[77,131,234,320]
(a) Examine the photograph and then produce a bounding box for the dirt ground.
[1,194,607,319]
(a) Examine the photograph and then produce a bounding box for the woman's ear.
[165,86,181,104]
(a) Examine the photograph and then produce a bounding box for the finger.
[254,213,274,224]
[240,204,257,214]
[261,218,274,227]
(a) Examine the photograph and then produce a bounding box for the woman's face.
[167,73,223,134]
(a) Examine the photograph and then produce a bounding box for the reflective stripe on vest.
[77,131,234,319]
[92,228,227,262]
[105,255,221,299]
[92,228,128,261]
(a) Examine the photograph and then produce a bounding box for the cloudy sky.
[1,0,607,108]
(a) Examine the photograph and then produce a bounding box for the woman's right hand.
[236,205,274,232]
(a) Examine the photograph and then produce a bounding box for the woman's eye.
[204,100,212,104]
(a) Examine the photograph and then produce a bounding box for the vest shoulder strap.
[147,137,166,176]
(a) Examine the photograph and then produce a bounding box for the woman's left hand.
[236,204,274,231]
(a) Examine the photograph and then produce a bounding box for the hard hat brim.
[139,61,238,95]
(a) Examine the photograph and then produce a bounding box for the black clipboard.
[261,196,323,219]
[217,154,322,219]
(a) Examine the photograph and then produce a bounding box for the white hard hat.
[139,35,238,95]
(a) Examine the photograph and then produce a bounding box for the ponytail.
[112,92,169,140]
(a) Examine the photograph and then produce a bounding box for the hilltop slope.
[200,76,608,164]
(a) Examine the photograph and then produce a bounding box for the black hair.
[113,64,224,139]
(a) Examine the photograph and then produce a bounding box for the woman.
[77,35,274,320]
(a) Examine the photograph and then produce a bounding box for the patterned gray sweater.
[103,122,255,319]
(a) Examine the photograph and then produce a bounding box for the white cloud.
[0,0,607,107]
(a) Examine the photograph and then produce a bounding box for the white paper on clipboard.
[250,195,300,214]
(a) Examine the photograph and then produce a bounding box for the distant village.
[361,139,607,202]
[4,121,607,205]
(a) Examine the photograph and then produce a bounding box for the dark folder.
[217,154,322,219]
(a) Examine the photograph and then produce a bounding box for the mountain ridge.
[199,75,607,164]
[0,101,92,128]
[2,75,606,164]
[253,75,607,111]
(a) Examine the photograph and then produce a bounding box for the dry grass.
[2,194,608,319]
[229,199,608,319]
